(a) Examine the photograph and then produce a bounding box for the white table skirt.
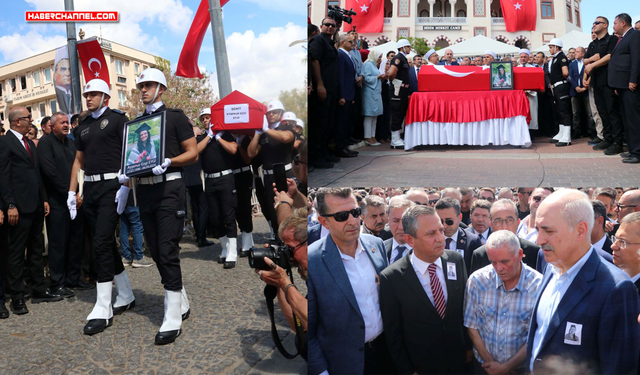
[404,115,532,150]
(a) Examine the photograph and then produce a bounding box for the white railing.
[491,17,505,24]
[384,17,392,25]
[416,17,467,25]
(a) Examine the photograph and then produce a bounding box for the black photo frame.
[121,112,165,177]
[490,61,514,90]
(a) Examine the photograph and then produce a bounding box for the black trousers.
[263,169,294,240]
[309,92,336,163]
[4,209,46,299]
[594,85,624,146]
[619,88,640,158]
[254,173,270,225]
[187,184,209,243]
[363,334,396,374]
[538,91,556,137]
[137,179,185,291]
[390,88,409,132]
[0,223,7,303]
[552,83,572,127]
[571,92,595,138]
[335,100,353,151]
[46,198,83,289]
[205,174,238,239]
[234,170,254,233]
[78,206,96,281]
[83,179,124,283]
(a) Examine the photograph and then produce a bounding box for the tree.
[278,87,307,136]
[120,56,218,126]
[400,37,429,56]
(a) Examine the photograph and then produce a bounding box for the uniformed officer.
[247,99,295,239]
[293,118,306,152]
[387,39,412,149]
[196,108,239,269]
[547,38,572,147]
[123,68,199,345]
[233,132,256,257]
[68,79,136,335]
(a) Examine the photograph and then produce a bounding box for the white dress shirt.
[411,253,448,307]
[145,100,164,114]
[517,216,539,243]
[339,240,384,343]
[91,105,108,119]
[389,238,412,264]
[446,229,459,250]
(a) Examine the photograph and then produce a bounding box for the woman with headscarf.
[127,123,157,165]
[362,49,385,146]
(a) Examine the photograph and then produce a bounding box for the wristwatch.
[8,204,15,209]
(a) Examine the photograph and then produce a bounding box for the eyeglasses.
[616,202,638,210]
[293,154,307,166]
[593,21,604,25]
[532,196,545,203]
[322,207,362,222]
[323,23,336,28]
[478,196,495,202]
[440,218,455,226]
[292,239,307,251]
[492,217,516,226]
[428,199,439,205]
[612,236,640,249]
[17,116,33,121]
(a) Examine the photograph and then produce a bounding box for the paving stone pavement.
[310,136,640,187]
[0,216,307,374]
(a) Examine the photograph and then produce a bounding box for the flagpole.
[208,0,232,99]
[64,0,82,114]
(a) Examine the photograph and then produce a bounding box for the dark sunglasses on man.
[323,22,336,28]
[440,218,455,226]
[532,196,545,203]
[322,207,362,222]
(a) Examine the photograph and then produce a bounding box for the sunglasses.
[429,199,439,205]
[440,218,455,226]
[616,202,638,209]
[593,21,604,25]
[532,196,545,203]
[323,23,336,28]
[322,207,362,222]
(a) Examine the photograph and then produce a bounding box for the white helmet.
[83,79,110,97]
[266,99,285,113]
[137,68,168,89]
[397,39,411,49]
[549,38,563,48]
[295,118,304,129]
[282,111,297,122]
[199,108,211,118]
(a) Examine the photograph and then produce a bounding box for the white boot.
[155,290,182,345]
[113,271,135,314]
[241,231,254,250]
[390,130,404,149]
[220,236,229,259]
[87,282,113,320]
[180,286,190,320]
[224,237,238,269]
[555,125,572,145]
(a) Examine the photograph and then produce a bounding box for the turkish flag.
[344,0,384,34]
[77,38,110,83]
[210,90,266,134]
[176,0,230,79]
[500,0,536,32]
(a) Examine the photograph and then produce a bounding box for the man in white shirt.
[384,196,414,263]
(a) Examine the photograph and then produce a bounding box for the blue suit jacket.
[337,49,356,101]
[526,248,640,374]
[568,59,586,97]
[535,246,613,275]
[308,223,322,247]
[408,65,419,94]
[308,233,389,375]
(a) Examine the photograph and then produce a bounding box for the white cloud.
[0,30,67,62]
[237,0,306,15]
[205,22,306,103]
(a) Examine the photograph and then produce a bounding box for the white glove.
[152,158,171,175]
[255,129,264,136]
[67,191,77,220]
[262,116,269,132]
[117,169,130,184]
[206,126,214,139]
[215,131,223,141]
[115,185,130,215]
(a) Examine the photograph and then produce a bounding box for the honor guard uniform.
[233,134,255,257]
[247,100,296,239]
[293,118,306,152]
[126,68,199,345]
[196,110,239,269]
[68,79,136,335]
[387,39,412,149]
[547,38,573,147]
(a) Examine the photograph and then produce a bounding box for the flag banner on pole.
[54,45,76,115]
[176,0,230,78]
[344,0,384,34]
[500,0,537,32]
[77,38,110,84]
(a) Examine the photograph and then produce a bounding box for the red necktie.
[22,136,33,161]
[428,263,446,319]
[445,238,453,249]
[616,35,622,46]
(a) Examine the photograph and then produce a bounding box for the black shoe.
[311,160,334,169]
[50,286,75,298]
[604,144,623,155]
[588,137,603,145]
[0,303,8,319]
[67,280,96,290]
[622,156,640,164]
[324,153,340,163]
[572,133,583,139]
[217,257,226,264]
[182,308,190,321]
[113,300,135,315]
[549,139,559,143]
[336,149,357,158]
[31,290,63,304]
[84,318,113,335]
[197,240,214,247]
[593,141,612,150]
[555,142,571,147]
[155,329,181,345]
[223,261,237,269]
[239,249,250,258]
[621,152,632,158]
[10,299,28,315]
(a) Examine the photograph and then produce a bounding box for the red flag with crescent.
[344,0,384,34]
[500,0,537,32]
[77,38,110,84]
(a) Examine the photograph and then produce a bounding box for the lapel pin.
[371,247,375,253]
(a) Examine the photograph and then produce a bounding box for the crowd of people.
[307,186,640,374]
[0,67,308,347]
[308,13,640,168]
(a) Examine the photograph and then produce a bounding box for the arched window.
[420,10,430,17]
[457,9,466,17]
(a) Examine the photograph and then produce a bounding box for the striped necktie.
[428,263,446,318]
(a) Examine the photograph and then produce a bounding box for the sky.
[0,0,306,102]
[581,0,640,34]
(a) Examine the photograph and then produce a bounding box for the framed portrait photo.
[490,61,514,90]
[121,112,165,177]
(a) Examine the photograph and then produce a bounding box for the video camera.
[249,241,293,271]
[328,5,356,25]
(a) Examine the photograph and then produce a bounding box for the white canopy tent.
[532,30,593,53]
[370,41,399,56]
[447,35,521,57]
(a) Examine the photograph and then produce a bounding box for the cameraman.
[256,207,308,333]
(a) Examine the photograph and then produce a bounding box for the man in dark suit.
[54,58,73,115]
[526,189,640,374]
[0,210,8,318]
[608,13,640,163]
[408,55,421,94]
[466,199,493,244]
[437,49,459,66]
[591,200,613,254]
[308,188,395,375]
[308,222,323,246]
[380,205,471,374]
[0,106,62,315]
[611,212,640,293]
[470,198,539,274]
[568,47,595,140]
[335,33,358,158]
[435,197,483,273]
[384,196,414,264]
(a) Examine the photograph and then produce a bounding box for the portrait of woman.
[127,123,157,164]
[492,64,512,89]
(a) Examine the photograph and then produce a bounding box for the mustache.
[541,244,554,251]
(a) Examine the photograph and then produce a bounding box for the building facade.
[309,0,582,49]
[0,37,158,132]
